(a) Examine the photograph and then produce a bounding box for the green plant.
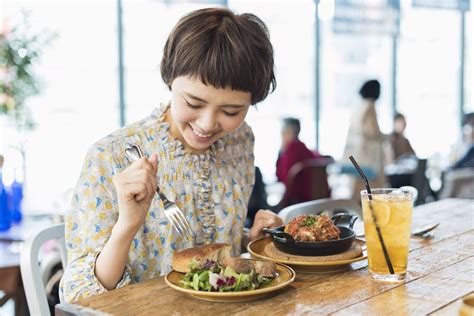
[0,12,55,131]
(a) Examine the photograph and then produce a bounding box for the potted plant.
[0,12,55,214]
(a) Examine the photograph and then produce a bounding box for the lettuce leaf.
[180,262,273,292]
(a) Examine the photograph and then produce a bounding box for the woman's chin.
[184,135,213,153]
[185,128,219,151]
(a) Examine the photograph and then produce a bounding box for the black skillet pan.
[262,213,358,256]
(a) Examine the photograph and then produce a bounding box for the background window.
[1,1,119,211]
[0,0,471,212]
[397,5,462,159]
[228,0,316,183]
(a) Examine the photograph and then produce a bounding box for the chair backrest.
[277,158,332,210]
[439,167,474,199]
[278,198,362,223]
[20,223,66,316]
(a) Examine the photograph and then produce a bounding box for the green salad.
[180,260,273,292]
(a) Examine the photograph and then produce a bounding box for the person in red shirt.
[276,118,330,206]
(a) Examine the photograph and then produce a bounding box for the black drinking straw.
[349,156,395,275]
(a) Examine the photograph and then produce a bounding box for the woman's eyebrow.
[184,92,208,103]
[221,104,245,109]
[184,92,245,108]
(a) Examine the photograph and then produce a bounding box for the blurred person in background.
[276,117,330,205]
[276,117,321,184]
[385,113,418,190]
[452,112,474,169]
[246,166,270,227]
[390,113,416,161]
[342,79,392,200]
[439,112,474,199]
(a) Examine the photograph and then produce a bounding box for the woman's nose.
[196,114,218,132]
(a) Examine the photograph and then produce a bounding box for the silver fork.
[124,144,196,242]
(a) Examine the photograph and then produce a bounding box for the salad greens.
[180,260,273,292]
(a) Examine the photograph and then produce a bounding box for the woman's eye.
[185,101,200,109]
[223,111,239,117]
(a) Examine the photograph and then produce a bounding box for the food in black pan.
[284,214,340,242]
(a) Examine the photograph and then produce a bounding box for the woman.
[60,8,282,303]
[342,80,390,200]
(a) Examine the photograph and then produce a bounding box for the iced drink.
[361,188,413,282]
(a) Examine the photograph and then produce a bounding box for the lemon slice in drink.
[369,199,391,227]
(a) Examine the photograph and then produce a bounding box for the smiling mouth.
[189,124,214,139]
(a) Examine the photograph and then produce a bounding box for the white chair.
[439,168,474,199]
[20,223,66,316]
[278,198,362,223]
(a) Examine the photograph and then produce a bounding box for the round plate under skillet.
[247,237,367,273]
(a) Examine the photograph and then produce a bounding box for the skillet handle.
[262,227,296,244]
[332,213,358,229]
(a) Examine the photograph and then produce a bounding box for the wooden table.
[56,198,474,315]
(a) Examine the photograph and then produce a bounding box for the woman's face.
[168,76,251,154]
[394,117,406,134]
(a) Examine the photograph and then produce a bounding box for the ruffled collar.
[151,103,218,244]
[151,103,226,160]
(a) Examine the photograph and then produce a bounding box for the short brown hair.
[161,8,276,104]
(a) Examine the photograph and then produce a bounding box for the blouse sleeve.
[59,144,131,303]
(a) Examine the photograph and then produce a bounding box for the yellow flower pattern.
[59,104,255,303]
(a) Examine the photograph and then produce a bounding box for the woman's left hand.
[249,210,283,241]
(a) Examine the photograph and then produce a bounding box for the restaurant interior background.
[0,0,472,214]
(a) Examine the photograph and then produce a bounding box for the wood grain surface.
[56,198,474,315]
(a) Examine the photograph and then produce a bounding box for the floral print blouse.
[59,104,255,303]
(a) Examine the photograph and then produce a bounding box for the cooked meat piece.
[221,257,276,277]
[253,260,277,277]
[172,243,231,273]
[284,214,340,242]
[222,257,253,273]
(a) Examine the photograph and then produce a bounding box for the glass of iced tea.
[361,188,414,282]
[459,294,474,316]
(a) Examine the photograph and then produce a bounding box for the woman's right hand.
[113,154,158,235]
